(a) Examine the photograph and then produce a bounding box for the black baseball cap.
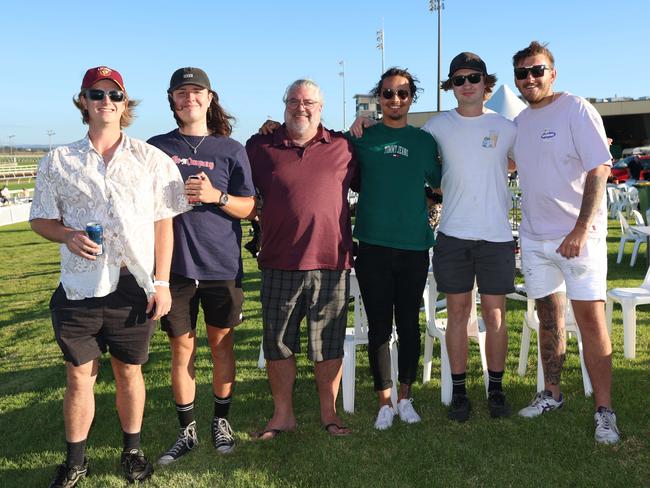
[448,52,487,77]
[168,67,211,93]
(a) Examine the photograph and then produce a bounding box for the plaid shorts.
[260,268,349,361]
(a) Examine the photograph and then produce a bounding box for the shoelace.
[530,392,547,407]
[213,418,234,444]
[596,411,613,431]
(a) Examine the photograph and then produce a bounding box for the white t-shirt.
[421,109,515,242]
[513,93,611,241]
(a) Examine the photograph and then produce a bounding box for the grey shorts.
[260,268,349,362]
[432,232,515,295]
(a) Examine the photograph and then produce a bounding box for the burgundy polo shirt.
[246,124,356,271]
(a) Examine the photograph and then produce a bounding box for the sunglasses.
[381,89,410,101]
[84,89,125,102]
[514,64,550,80]
[451,73,483,87]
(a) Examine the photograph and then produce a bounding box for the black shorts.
[432,232,515,295]
[49,273,154,366]
[160,273,244,337]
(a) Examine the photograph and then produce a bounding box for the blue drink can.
[85,222,104,256]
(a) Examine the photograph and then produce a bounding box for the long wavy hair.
[168,90,235,136]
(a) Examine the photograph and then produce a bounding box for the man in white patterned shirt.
[30,66,189,487]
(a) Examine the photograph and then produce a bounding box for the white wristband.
[153,280,170,288]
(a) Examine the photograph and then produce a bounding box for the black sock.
[451,372,467,396]
[176,401,195,428]
[122,431,141,452]
[213,394,232,419]
[66,439,86,468]
[488,370,504,393]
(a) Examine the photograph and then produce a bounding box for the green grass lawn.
[0,221,649,487]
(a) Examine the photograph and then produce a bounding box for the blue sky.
[2,0,649,147]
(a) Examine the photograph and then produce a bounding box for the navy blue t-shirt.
[147,129,255,282]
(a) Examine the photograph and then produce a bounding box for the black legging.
[354,242,429,391]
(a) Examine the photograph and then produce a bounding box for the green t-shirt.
[347,123,441,250]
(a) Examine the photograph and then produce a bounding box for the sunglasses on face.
[381,89,410,101]
[451,73,483,87]
[84,89,125,102]
[514,64,550,80]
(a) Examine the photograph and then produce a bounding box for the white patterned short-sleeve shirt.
[30,134,191,300]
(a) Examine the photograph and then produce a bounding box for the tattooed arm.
[556,164,610,259]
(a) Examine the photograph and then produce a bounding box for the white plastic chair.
[605,265,650,359]
[341,273,398,413]
[517,298,593,396]
[616,210,646,266]
[422,274,488,405]
[608,186,627,219]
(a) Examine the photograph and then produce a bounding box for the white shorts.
[520,235,607,301]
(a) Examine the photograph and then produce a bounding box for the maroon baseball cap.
[81,66,126,91]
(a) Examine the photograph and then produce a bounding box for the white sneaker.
[397,398,421,424]
[594,407,620,444]
[374,405,395,430]
[518,390,564,418]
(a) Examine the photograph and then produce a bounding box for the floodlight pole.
[8,134,15,158]
[376,26,385,75]
[339,60,346,129]
[429,0,444,112]
[47,130,55,152]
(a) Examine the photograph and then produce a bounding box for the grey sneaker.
[49,458,88,488]
[518,390,564,418]
[212,417,235,453]
[594,407,620,444]
[158,421,199,465]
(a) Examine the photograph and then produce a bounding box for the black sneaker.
[158,421,199,465]
[211,417,235,453]
[121,448,153,483]
[487,390,512,418]
[49,459,88,488]
[447,394,471,422]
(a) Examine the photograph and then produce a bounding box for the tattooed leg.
[536,293,566,398]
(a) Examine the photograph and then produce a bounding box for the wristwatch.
[217,192,229,207]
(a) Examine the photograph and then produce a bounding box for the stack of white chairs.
[517,298,593,396]
[422,275,488,405]
[341,273,398,413]
[608,185,639,219]
[605,265,650,359]
[616,210,647,266]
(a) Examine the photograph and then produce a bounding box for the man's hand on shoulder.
[259,120,281,135]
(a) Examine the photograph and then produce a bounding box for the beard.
[285,114,312,137]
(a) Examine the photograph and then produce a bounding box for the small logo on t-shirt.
[481,130,499,148]
[540,129,556,140]
[384,144,409,158]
